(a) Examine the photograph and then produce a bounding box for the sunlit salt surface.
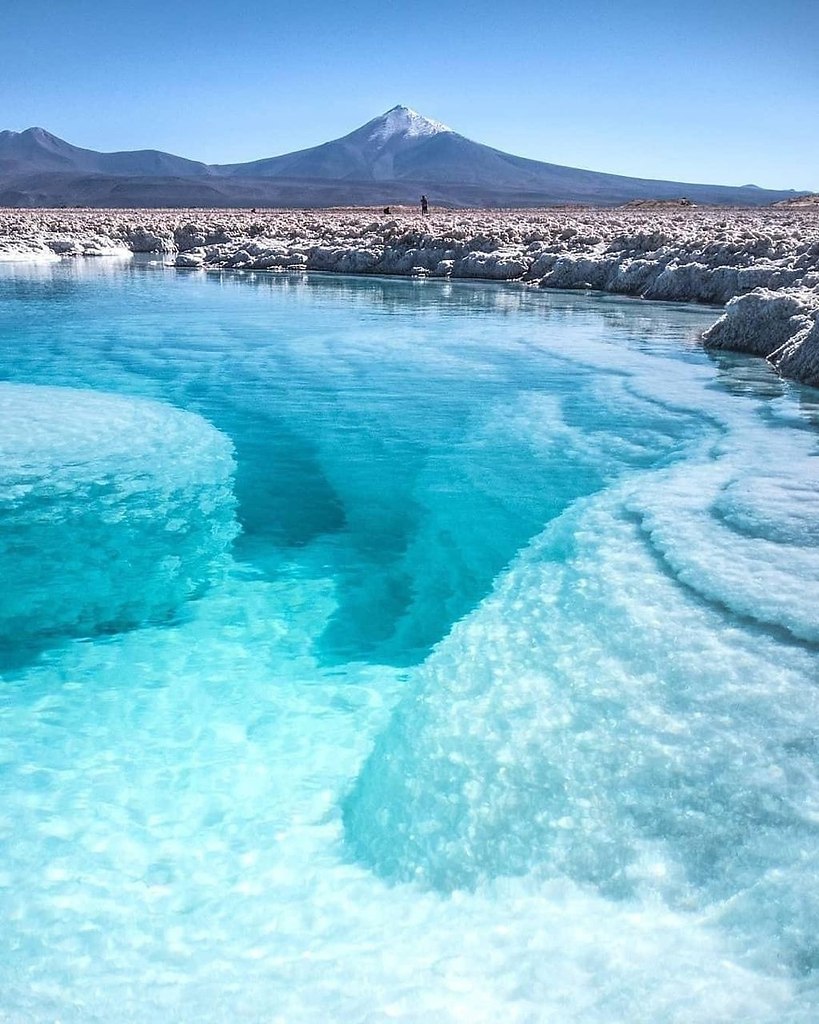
[1,260,818,1022]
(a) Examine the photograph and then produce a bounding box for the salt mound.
[702,289,812,357]
[344,482,819,975]
[703,287,819,387]
[771,314,819,387]
[0,384,237,653]
[343,480,819,974]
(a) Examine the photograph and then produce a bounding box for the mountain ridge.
[0,126,210,178]
[0,106,806,208]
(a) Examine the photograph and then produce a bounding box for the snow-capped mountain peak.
[366,105,453,144]
[0,109,801,207]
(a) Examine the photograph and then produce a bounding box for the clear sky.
[1,0,816,190]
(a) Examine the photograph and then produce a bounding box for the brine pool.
[1,259,819,1023]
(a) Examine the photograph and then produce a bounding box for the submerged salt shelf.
[1,261,819,1022]
[0,383,236,663]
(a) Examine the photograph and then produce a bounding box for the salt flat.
[1,204,818,387]
[3,261,819,1022]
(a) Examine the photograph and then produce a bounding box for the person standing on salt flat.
[420,194,429,215]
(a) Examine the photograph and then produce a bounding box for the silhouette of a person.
[420,195,429,216]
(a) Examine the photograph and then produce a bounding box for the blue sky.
[1,0,816,190]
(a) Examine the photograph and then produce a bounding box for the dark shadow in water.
[228,412,346,550]
[315,449,606,667]
[0,603,197,678]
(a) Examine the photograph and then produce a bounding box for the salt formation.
[344,472,819,973]
[704,287,819,386]
[342,358,819,975]
[633,448,819,642]
[0,384,237,652]
[343,476,819,876]
[1,251,817,1022]
[0,205,818,385]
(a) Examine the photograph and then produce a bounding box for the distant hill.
[0,107,807,208]
[0,127,210,178]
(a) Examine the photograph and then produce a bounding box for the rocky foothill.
[1,204,817,386]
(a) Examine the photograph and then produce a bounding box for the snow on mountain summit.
[366,105,453,144]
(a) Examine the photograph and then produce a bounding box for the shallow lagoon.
[1,261,818,1022]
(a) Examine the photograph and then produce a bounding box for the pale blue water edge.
[1,259,818,1022]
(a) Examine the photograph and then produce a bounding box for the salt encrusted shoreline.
[1,206,818,386]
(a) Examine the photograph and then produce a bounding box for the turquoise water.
[1,259,819,1022]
